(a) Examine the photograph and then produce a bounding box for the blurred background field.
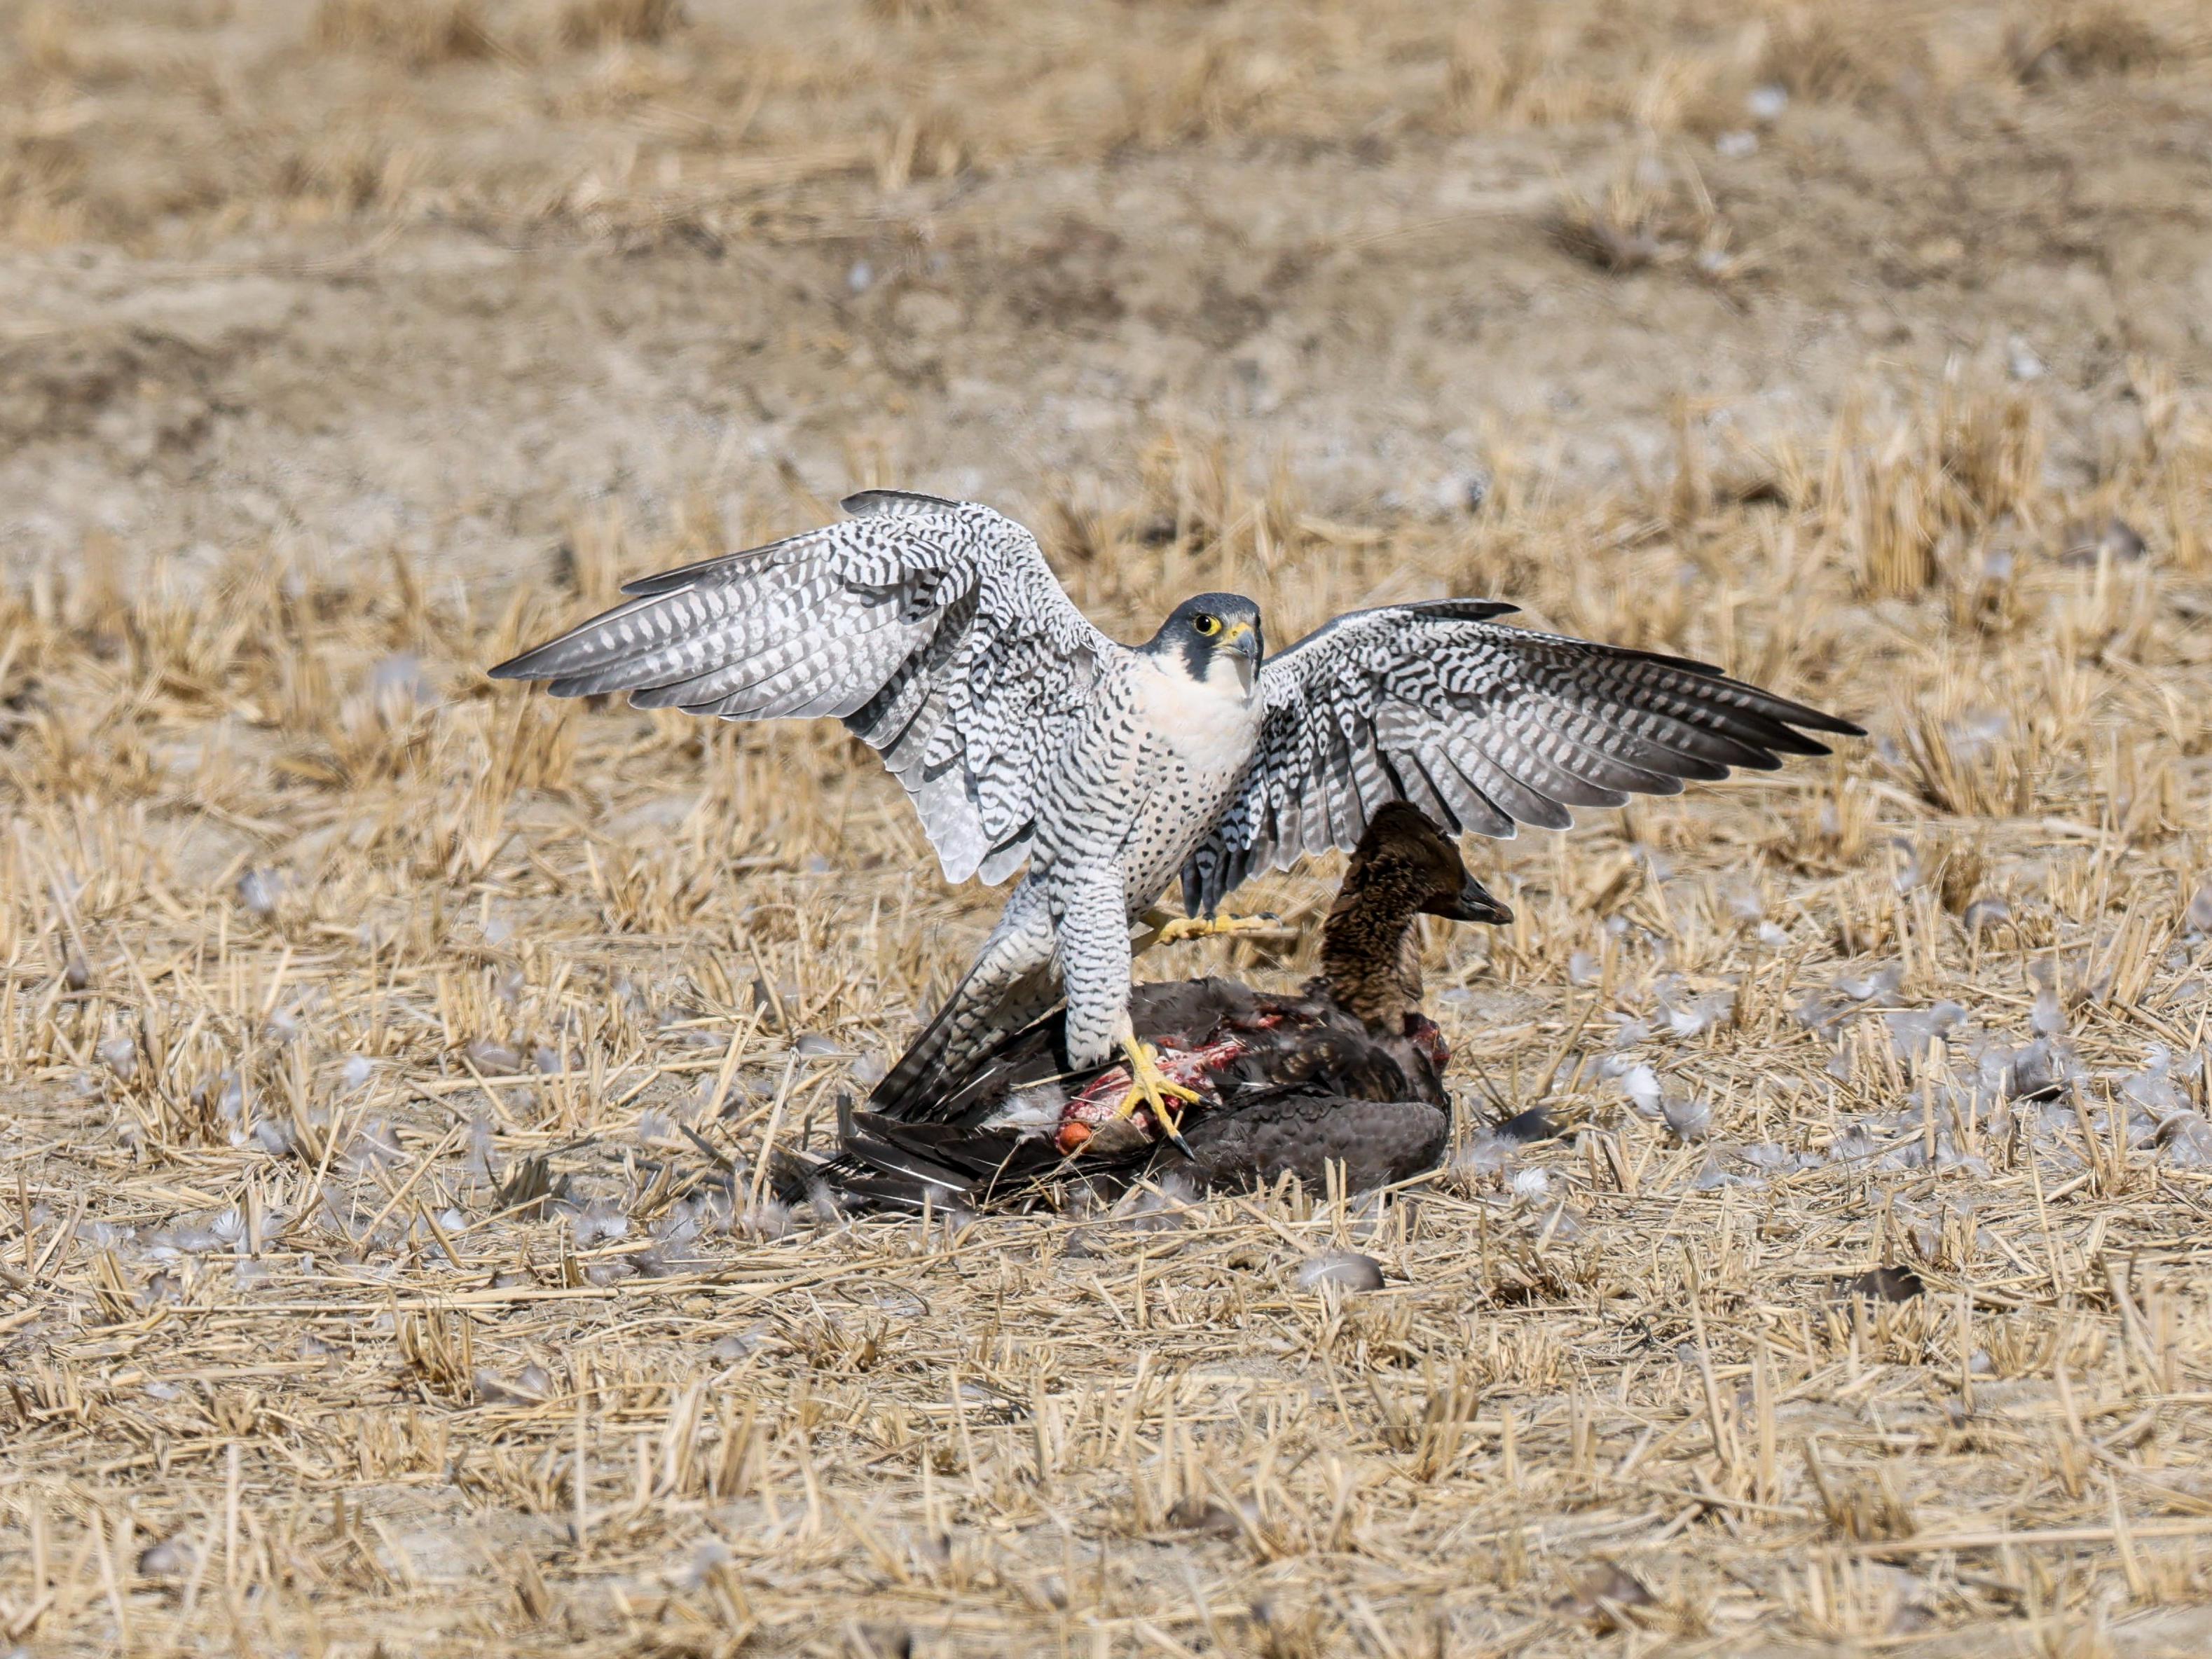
[4,1,2212,1654]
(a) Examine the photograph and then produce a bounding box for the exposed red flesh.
[1406,1013,1448,1074]
[1052,1019,1280,1155]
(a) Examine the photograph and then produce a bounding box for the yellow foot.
[1152,911,1282,946]
[1112,1038,1202,1138]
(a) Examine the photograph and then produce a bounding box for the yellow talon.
[1113,1038,1202,1136]
[1152,911,1281,946]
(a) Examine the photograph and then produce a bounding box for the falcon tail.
[870,955,1064,1121]
[868,996,967,1122]
[772,1113,1064,1213]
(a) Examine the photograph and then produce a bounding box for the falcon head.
[1150,593,1263,696]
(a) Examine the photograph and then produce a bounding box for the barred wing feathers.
[489,491,1111,885]
[1182,600,1862,914]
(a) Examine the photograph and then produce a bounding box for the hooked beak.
[1429,875,1513,926]
[1220,619,1262,663]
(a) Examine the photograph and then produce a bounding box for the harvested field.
[5,1,2212,1655]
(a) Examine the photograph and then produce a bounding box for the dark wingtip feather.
[1767,732,1836,757]
[488,638,582,683]
[1697,670,1864,741]
[490,598,659,684]
[1722,713,1846,758]
[841,489,963,518]
[617,539,785,598]
[1406,598,1521,624]
[1598,638,1862,743]
[1743,702,1862,741]
[626,680,696,710]
[619,563,718,598]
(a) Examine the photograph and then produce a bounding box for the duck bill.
[1431,877,1511,925]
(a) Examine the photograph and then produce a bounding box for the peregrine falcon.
[490,490,1860,1128]
[795,801,1513,1216]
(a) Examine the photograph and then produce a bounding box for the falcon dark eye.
[1193,614,1222,637]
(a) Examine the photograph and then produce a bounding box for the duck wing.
[1177,1094,1448,1193]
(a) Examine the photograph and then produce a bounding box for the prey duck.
[796,804,1509,1209]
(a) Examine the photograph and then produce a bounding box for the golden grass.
[562,0,688,49]
[1,367,2210,1653]
[6,0,2212,1652]
[10,0,2199,249]
[2007,0,2206,81]
[313,0,500,68]
[1548,145,1745,282]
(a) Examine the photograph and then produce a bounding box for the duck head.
[1317,803,1510,1034]
[1352,801,1512,926]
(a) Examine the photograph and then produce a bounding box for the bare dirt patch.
[6,1,2212,1655]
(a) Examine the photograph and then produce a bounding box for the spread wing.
[1181,599,1862,914]
[489,491,1113,885]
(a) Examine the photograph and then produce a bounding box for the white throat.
[1204,649,1257,700]
[1136,653,1263,763]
